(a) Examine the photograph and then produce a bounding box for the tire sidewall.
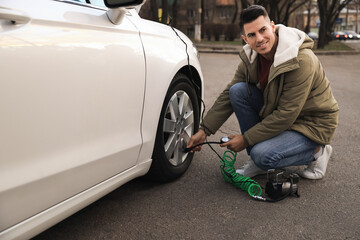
[151,74,200,181]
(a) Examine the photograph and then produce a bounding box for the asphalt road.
[34,51,360,240]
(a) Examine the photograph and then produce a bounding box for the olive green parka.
[201,24,339,147]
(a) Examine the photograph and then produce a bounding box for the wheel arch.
[148,65,203,136]
[176,65,203,112]
[136,64,203,175]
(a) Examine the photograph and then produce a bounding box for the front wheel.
[148,73,200,182]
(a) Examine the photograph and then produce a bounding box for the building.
[140,1,360,40]
[140,0,240,40]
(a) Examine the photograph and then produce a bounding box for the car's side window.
[90,0,106,7]
[67,0,106,8]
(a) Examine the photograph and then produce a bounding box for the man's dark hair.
[240,5,269,34]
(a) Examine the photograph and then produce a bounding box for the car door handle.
[0,7,31,24]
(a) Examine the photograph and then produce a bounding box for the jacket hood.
[242,25,311,67]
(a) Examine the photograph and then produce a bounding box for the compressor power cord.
[220,151,262,197]
[186,143,263,198]
[219,151,299,202]
[189,142,298,202]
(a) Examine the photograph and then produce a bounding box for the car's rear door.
[0,0,145,231]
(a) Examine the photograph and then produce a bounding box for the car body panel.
[307,32,318,40]
[0,0,203,239]
[332,31,348,40]
[344,31,360,40]
[1,0,145,233]
[0,160,151,240]
[130,16,204,164]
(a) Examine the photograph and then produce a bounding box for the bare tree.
[356,0,360,33]
[230,0,252,24]
[201,0,205,25]
[161,0,168,24]
[279,0,308,25]
[317,0,352,49]
[241,0,251,8]
[146,0,177,25]
[231,0,239,23]
[236,0,252,22]
[149,0,159,21]
[254,0,308,25]
[304,0,312,33]
[171,0,179,26]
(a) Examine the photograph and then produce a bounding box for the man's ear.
[241,35,247,44]
[271,21,275,32]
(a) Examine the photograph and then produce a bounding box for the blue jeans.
[229,82,319,170]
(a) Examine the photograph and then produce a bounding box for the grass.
[200,40,244,46]
[315,40,354,51]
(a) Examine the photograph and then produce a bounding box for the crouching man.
[187,5,339,179]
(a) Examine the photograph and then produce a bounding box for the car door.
[0,0,145,231]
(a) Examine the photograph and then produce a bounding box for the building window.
[187,27,194,38]
[187,9,195,18]
[204,9,209,20]
[219,7,231,19]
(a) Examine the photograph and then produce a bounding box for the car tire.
[147,73,200,182]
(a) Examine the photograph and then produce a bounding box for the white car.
[0,0,203,239]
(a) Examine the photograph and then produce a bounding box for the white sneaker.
[236,159,266,177]
[300,145,333,180]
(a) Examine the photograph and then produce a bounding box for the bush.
[225,24,240,41]
[213,23,224,41]
[202,23,212,41]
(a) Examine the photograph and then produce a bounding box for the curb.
[198,50,241,54]
[313,50,360,55]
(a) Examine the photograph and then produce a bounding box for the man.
[187,5,339,179]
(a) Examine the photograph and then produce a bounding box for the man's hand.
[186,129,207,152]
[220,134,248,152]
